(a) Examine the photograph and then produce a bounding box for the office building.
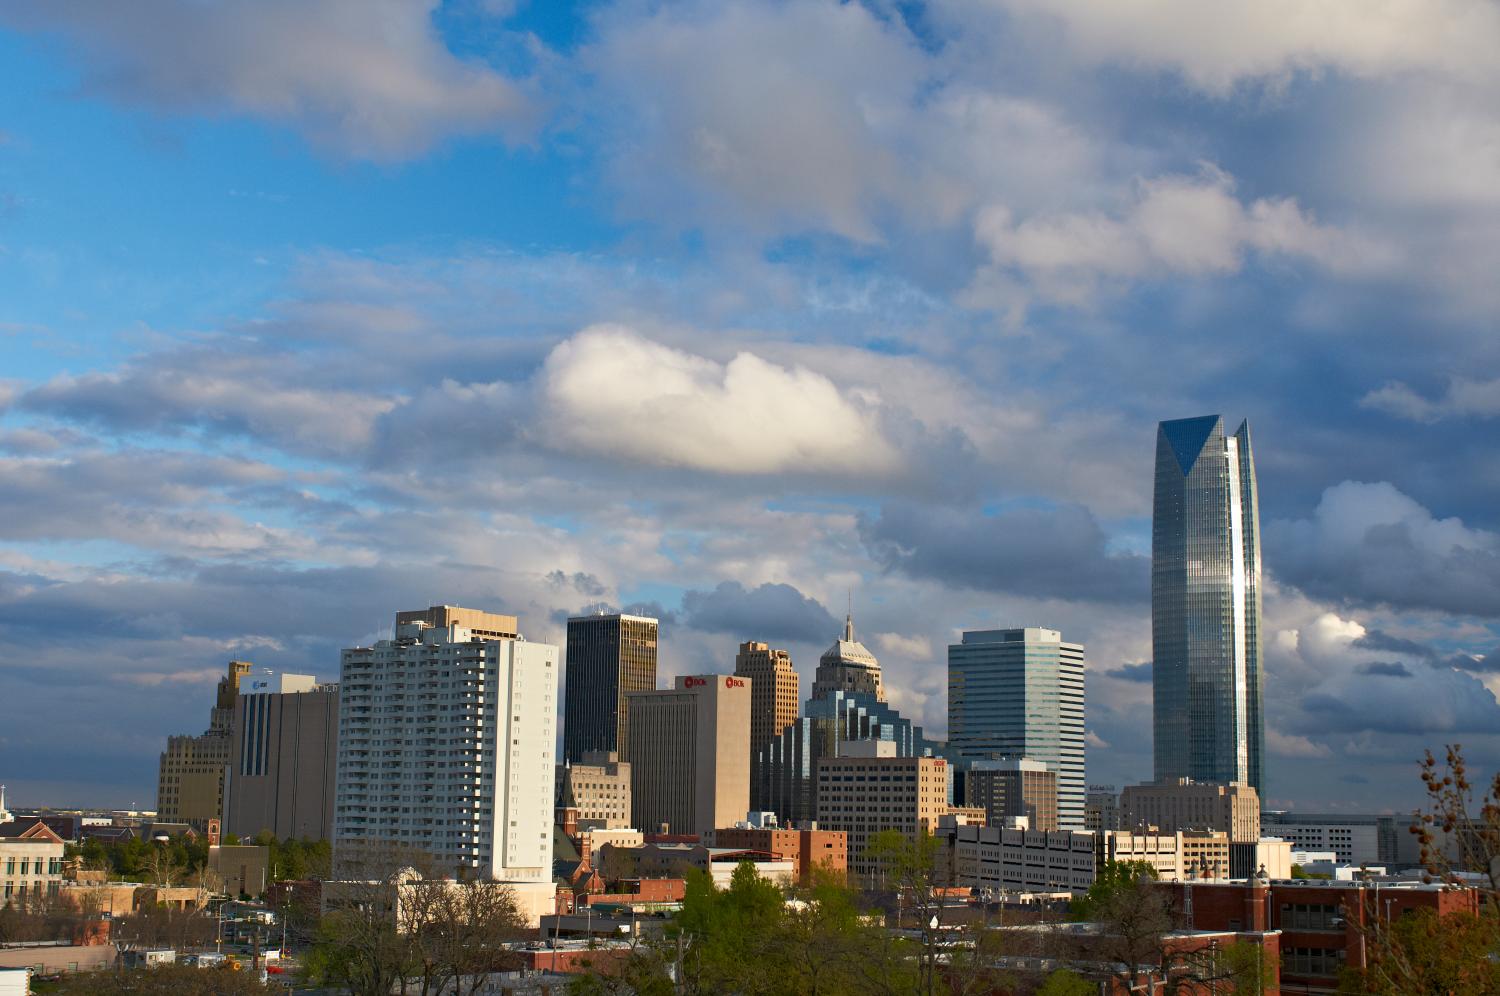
[627,675,751,836]
[814,744,950,879]
[1098,830,1231,881]
[563,614,658,764]
[1259,812,1397,866]
[1152,415,1264,793]
[555,751,631,830]
[734,641,800,809]
[333,606,558,923]
[760,690,943,825]
[964,758,1058,831]
[1120,780,1260,843]
[0,820,65,907]
[1085,785,1121,832]
[812,613,884,702]
[224,671,339,841]
[156,660,251,828]
[936,822,1096,894]
[948,627,1086,829]
[705,825,848,886]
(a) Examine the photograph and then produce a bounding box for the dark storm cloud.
[1443,647,1500,673]
[1355,661,1413,678]
[860,502,1149,604]
[1298,664,1500,736]
[1353,630,1434,657]
[679,581,838,645]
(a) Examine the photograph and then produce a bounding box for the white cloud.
[538,325,900,477]
[0,0,535,160]
[972,165,1390,304]
[874,632,933,661]
[1266,729,1333,759]
[1270,482,1500,617]
[1361,376,1500,422]
[984,0,1500,94]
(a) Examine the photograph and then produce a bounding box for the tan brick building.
[627,675,751,836]
[1120,779,1260,842]
[733,641,799,811]
[157,660,251,828]
[705,825,847,886]
[556,751,632,830]
[813,743,949,880]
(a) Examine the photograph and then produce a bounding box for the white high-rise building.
[333,606,558,922]
[948,627,1086,830]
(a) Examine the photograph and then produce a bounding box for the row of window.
[2,857,62,875]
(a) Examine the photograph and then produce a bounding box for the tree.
[46,963,281,994]
[1340,907,1500,995]
[1035,968,1094,996]
[1413,744,1500,893]
[1065,861,1171,994]
[1330,743,1500,994]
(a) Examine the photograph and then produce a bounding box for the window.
[1284,947,1343,977]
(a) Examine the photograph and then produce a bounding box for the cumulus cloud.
[0,0,535,159]
[1270,481,1500,617]
[1273,609,1500,738]
[539,325,900,477]
[972,165,1389,304]
[986,0,1500,94]
[680,581,838,645]
[1361,376,1500,422]
[860,502,1149,604]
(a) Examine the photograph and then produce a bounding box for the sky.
[1,0,1498,814]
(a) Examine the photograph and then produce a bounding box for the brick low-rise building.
[1151,876,1479,994]
[704,825,848,886]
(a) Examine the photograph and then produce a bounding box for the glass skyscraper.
[947,627,1086,829]
[562,613,659,764]
[1152,415,1264,794]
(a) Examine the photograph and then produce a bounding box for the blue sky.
[1,0,1498,813]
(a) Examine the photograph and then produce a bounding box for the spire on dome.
[843,613,854,643]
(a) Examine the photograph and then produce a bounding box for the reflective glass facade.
[947,627,1086,829]
[1152,415,1264,793]
[562,614,659,764]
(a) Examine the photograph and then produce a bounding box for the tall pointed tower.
[812,613,885,702]
[1152,415,1264,793]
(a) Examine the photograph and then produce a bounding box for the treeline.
[67,831,329,886]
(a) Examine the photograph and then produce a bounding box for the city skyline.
[1,2,1498,816]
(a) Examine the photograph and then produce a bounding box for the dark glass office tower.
[1152,415,1264,794]
[562,614,658,764]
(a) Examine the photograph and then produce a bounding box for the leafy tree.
[1035,968,1094,996]
[1340,906,1500,994]
[1068,860,1158,921]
